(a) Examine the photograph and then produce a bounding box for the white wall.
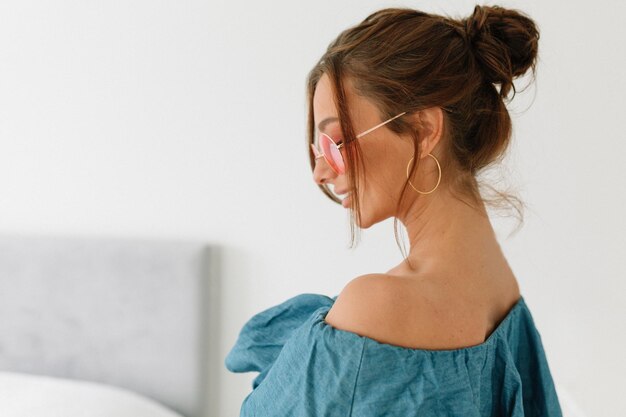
[1,1,624,416]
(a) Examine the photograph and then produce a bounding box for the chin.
[352,207,386,230]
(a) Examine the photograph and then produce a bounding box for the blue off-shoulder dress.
[224,293,563,417]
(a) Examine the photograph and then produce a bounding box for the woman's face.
[312,73,416,228]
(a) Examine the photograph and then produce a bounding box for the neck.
[396,186,498,276]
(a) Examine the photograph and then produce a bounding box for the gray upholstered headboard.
[0,233,218,417]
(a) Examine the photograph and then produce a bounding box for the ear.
[408,107,445,159]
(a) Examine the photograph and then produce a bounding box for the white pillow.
[0,371,185,417]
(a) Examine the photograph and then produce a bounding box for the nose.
[312,154,338,185]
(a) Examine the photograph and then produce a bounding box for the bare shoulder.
[324,273,429,346]
[323,272,510,350]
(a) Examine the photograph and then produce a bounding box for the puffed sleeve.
[233,299,366,417]
[224,293,338,389]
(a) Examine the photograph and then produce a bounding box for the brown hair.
[306,5,540,264]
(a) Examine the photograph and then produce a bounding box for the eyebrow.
[317,116,339,133]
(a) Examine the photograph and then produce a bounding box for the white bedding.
[0,371,185,417]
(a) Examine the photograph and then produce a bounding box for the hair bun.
[462,5,539,97]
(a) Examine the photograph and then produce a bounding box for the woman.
[226,5,563,416]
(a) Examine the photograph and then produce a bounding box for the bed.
[0,233,219,417]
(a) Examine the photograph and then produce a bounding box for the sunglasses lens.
[310,143,321,158]
[319,133,345,174]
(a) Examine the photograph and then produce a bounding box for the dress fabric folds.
[225,293,563,417]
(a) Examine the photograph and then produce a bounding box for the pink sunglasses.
[310,111,407,175]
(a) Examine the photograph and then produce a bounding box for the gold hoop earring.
[406,153,442,194]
